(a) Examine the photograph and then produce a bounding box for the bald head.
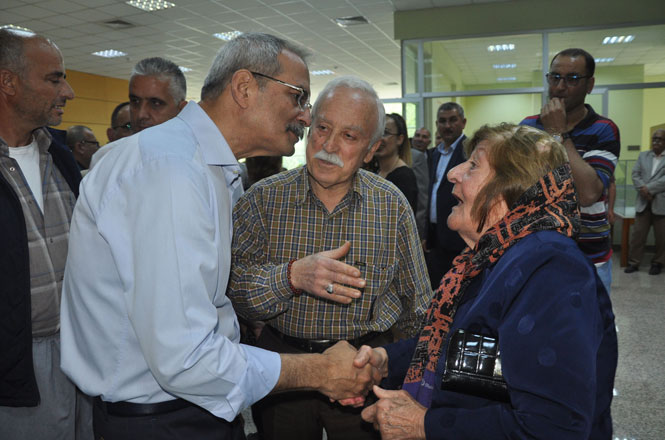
[652,129,665,156]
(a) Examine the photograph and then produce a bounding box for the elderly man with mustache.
[228,76,432,440]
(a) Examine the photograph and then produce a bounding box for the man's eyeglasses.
[112,122,132,131]
[80,140,100,148]
[546,73,591,87]
[250,71,312,112]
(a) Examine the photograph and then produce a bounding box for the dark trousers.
[628,205,665,267]
[93,397,245,440]
[251,326,383,440]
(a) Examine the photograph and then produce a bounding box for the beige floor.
[610,251,665,440]
[244,252,665,439]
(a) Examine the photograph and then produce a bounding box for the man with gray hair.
[61,33,381,440]
[66,124,99,170]
[0,29,91,439]
[228,76,431,440]
[129,56,187,133]
[90,58,186,169]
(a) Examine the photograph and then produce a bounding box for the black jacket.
[426,137,467,252]
[0,128,81,407]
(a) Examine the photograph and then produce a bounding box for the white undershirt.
[8,137,43,212]
[652,153,663,177]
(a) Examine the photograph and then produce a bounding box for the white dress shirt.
[60,101,280,421]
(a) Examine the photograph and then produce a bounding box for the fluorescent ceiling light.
[497,77,517,81]
[595,57,615,63]
[0,24,34,36]
[334,16,369,28]
[92,49,127,58]
[179,66,192,72]
[487,44,515,52]
[492,63,516,69]
[126,0,175,12]
[213,31,242,41]
[602,35,634,44]
[311,70,334,76]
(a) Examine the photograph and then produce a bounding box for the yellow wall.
[54,70,129,146]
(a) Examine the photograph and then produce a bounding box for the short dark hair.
[437,102,465,119]
[66,125,92,149]
[551,48,595,77]
[0,29,27,74]
[110,101,129,127]
[131,57,186,102]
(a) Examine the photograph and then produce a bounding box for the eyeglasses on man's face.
[80,140,100,148]
[112,122,132,131]
[250,71,312,112]
[546,73,590,87]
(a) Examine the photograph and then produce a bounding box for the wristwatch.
[551,132,571,143]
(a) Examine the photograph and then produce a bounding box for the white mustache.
[314,150,344,168]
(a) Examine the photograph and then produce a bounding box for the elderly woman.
[375,113,419,212]
[357,124,618,439]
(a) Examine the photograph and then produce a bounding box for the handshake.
[274,341,387,404]
[275,341,428,440]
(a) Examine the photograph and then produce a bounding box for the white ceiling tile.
[0,0,28,7]
[41,14,85,27]
[38,0,83,13]
[6,4,57,19]
[97,3,143,17]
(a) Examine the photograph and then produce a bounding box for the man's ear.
[177,100,187,111]
[363,139,381,163]
[229,69,255,109]
[0,69,18,96]
[586,76,595,95]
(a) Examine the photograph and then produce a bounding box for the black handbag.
[441,329,510,403]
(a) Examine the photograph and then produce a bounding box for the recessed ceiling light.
[595,57,615,63]
[213,31,242,41]
[492,63,516,69]
[602,35,634,44]
[0,24,34,36]
[487,44,515,52]
[179,66,192,72]
[92,49,127,58]
[497,76,517,81]
[311,70,334,76]
[126,0,175,12]
[334,16,369,28]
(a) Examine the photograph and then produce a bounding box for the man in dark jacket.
[425,102,467,289]
[0,28,90,439]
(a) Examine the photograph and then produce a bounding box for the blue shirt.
[429,135,463,224]
[60,102,280,421]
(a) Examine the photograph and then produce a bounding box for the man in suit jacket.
[625,129,665,275]
[425,102,467,289]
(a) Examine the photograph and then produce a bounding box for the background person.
[376,112,418,213]
[355,124,617,440]
[65,124,98,170]
[625,129,665,275]
[520,48,620,293]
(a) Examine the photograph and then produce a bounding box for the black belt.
[273,328,380,353]
[94,396,194,417]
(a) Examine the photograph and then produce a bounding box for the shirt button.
[9,166,15,171]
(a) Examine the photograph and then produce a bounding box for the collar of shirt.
[0,127,52,156]
[436,134,464,156]
[178,101,237,168]
[297,165,363,209]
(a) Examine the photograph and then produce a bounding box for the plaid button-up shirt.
[0,128,76,336]
[229,166,432,340]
